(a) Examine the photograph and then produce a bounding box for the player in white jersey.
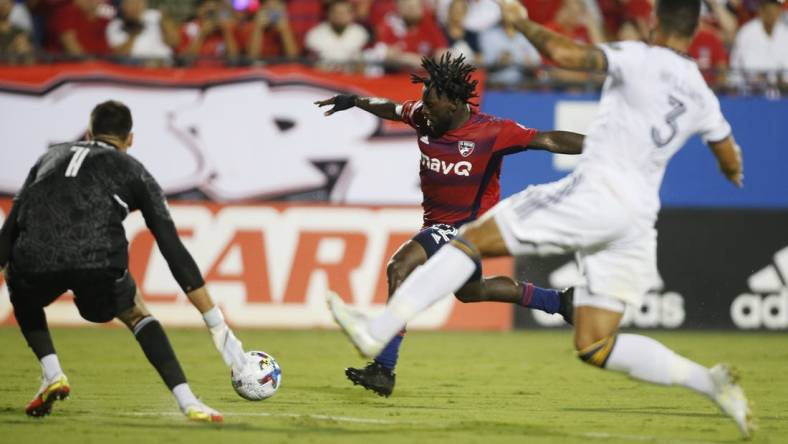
[327,0,753,438]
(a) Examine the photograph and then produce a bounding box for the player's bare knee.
[449,234,481,262]
[576,335,618,368]
[456,222,485,251]
[117,305,147,330]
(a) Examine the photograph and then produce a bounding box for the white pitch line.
[576,431,721,444]
[122,412,725,442]
[579,432,656,442]
[123,411,406,425]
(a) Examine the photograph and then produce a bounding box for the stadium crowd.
[0,0,786,90]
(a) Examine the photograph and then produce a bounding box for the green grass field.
[0,327,786,444]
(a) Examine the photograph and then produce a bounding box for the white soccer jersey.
[577,41,732,220]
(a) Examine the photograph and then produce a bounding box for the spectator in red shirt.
[178,0,239,62]
[543,0,605,85]
[373,0,447,70]
[47,0,113,56]
[689,1,739,85]
[689,18,729,85]
[544,0,604,45]
[522,0,563,25]
[352,0,397,30]
[597,0,652,40]
[624,0,653,40]
[237,0,298,61]
[285,0,322,49]
[699,0,740,45]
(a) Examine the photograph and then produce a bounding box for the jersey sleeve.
[131,166,205,293]
[697,89,732,143]
[0,162,39,267]
[598,41,647,84]
[0,202,19,268]
[399,99,426,130]
[492,119,538,153]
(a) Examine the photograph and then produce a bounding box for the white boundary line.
[575,432,721,444]
[123,411,726,443]
[123,411,406,425]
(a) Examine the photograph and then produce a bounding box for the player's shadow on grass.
[564,405,720,418]
[100,419,420,436]
[566,405,779,422]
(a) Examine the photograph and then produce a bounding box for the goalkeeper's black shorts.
[7,267,137,323]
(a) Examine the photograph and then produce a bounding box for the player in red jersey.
[315,54,584,397]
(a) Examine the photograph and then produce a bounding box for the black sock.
[12,300,56,359]
[132,317,187,390]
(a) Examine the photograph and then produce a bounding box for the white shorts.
[490,173,658,309]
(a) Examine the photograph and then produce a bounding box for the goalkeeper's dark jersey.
[0,140,203,293]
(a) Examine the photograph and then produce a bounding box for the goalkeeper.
[0,100,245,422]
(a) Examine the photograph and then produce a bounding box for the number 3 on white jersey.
[651,95,687,148]
[65,146,90,177]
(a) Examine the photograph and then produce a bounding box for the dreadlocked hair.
[411,53,479,105]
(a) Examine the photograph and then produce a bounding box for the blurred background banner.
[0,62,483,203]
[0,199,513,329]
[490,91,788,207]
[2,64,786,207]
[516,209,788,331]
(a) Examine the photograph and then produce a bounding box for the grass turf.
[0,327,785,444]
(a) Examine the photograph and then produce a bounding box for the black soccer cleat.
[558,287,574,325]
[345,362,395,397]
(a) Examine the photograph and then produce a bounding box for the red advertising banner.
[0,199,512,330]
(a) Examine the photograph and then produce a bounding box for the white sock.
[172,383,199,410]
[202,306,225,330]
[40,354,63,382]
[606,334,714,396]
[368,243,477,344]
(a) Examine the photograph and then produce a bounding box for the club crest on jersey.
[458,141,475,157]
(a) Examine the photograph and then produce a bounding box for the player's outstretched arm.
[314,94,401,121]
[187,286,248,371]
[496,0,607,72]
[708,136,744,187]
[133,169,248,370]
[528,131,585,154]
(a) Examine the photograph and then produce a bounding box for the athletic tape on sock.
[133,316,156,336]
[578,335,617,368]
[202,307,225,329]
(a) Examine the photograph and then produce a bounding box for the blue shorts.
[412,224,482,283]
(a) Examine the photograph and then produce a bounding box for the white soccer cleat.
[709,363,754,439]
[182,400,223,423]
[327,291,384,358]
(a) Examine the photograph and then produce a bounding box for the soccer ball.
[231,351,282,401]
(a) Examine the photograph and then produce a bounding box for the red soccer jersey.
[401,100,538,227]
